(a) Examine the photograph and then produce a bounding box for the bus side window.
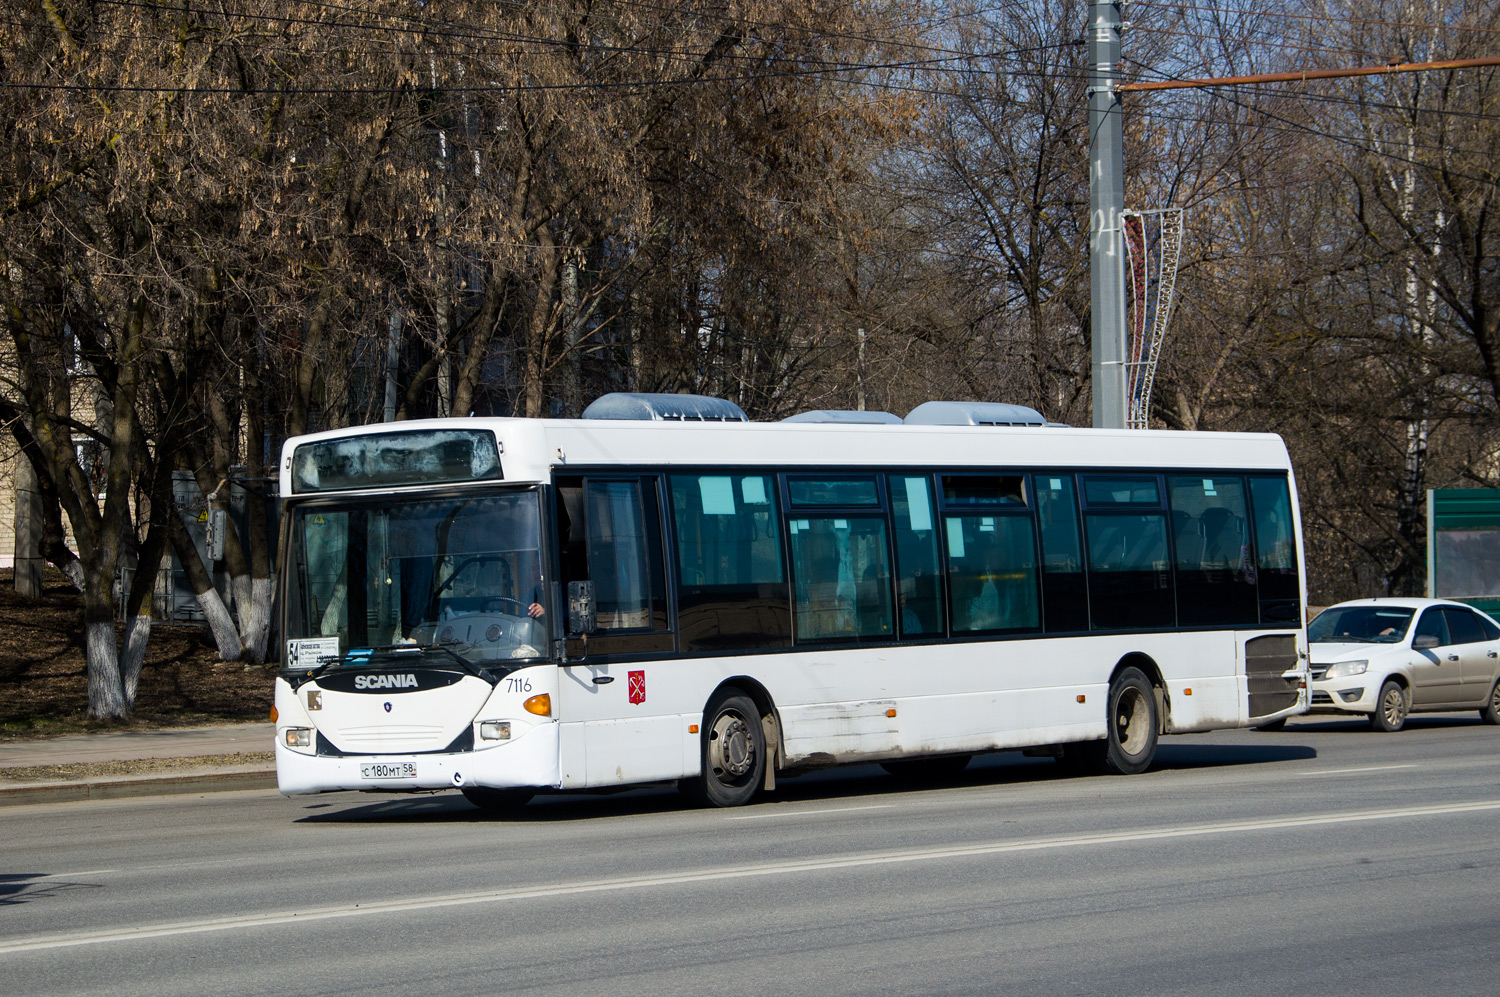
[785,476,894,644]
[670,473,791,652]
[558,478,669,634]
[1248,475,1301,624]
[1081,475,1173,630]
[889,475,944,636]
[1036,475,1087,633]
[1168,475,1257,626]
[938,475,1039,635]
[584,480,655,630]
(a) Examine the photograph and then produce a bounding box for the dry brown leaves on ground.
[0,569,274,739]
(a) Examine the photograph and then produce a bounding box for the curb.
[0,769,278,808]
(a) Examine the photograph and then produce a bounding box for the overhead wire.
[1122,57,1500,186]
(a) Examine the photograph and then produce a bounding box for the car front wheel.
[1369,680,1409,732]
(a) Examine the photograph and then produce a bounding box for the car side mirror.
[567,580,596,635]
[1412,634,1439,650]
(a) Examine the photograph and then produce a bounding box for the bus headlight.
[284,727,312,748]
[1324,660,1368,679]
[479,721,511,741]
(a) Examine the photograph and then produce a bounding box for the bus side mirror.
[567,581,596,635]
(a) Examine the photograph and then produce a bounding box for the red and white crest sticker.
[627,670,646,704]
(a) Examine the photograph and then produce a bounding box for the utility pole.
[1089,1,1128,429]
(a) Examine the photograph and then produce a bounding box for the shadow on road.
[1276,715,1486,733]
[0,871,104,906]
[297,739,1322,825]
[1153,742,1317,770]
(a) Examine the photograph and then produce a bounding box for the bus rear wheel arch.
[683,687,766,807]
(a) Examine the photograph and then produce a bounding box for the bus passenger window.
[1036,476,1088,633]
[670,474,791,652]
[789,517,894,643]
[1085,513,1173,630]
[890,475,944,636]
[944,513,1039,634]
[1168,476,1257,626]
[1082,475,1173,630]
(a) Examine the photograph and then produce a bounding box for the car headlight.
[1324,660,1368,679]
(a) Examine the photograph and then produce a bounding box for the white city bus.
[273,394,1308,810]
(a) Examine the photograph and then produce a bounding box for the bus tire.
[1096,667,1159,775]
[686,689,764,808]
[460,786,534,813]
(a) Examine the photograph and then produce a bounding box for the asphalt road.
[4,714,1499,996]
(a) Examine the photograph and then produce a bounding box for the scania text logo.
[353,673,420,690]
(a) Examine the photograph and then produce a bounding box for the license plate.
[360,762,416,779]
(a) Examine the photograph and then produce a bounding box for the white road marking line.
[33,870,117,879]
[4,798,1499,955]
[1305,764,1419,776]
[726,804,895,821]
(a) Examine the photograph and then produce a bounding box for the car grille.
[1311,691,1334,704]
[1310,666,1328,680]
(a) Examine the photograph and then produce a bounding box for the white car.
[1307,598,1500,731]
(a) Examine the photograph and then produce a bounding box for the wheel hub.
[710,713,754,778]
[1114,687,1149,754]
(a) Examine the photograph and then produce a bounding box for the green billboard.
[1428,488,1500,614]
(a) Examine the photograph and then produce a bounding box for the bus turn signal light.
[270,705,278,723]
[524,693,552,717]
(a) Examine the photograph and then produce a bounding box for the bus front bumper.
[275,721,560,795]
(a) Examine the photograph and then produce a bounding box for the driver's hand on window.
[528,602,545,618]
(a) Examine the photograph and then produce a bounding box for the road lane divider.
[1304,764,1418,776]
[726,804,895,820]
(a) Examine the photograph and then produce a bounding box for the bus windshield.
[285,490,548,665]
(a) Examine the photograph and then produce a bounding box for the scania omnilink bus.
[274,394,1307,810]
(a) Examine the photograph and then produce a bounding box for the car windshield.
[1308,605,1414,643]
[284,489,549,665]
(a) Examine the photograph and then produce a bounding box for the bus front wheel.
[685,689,765,808]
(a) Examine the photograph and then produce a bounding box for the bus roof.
[279,416,1294,497]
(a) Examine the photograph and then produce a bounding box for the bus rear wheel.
[1073,667,1159,775]
[684,689,765,808]
[460,786,534,814]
